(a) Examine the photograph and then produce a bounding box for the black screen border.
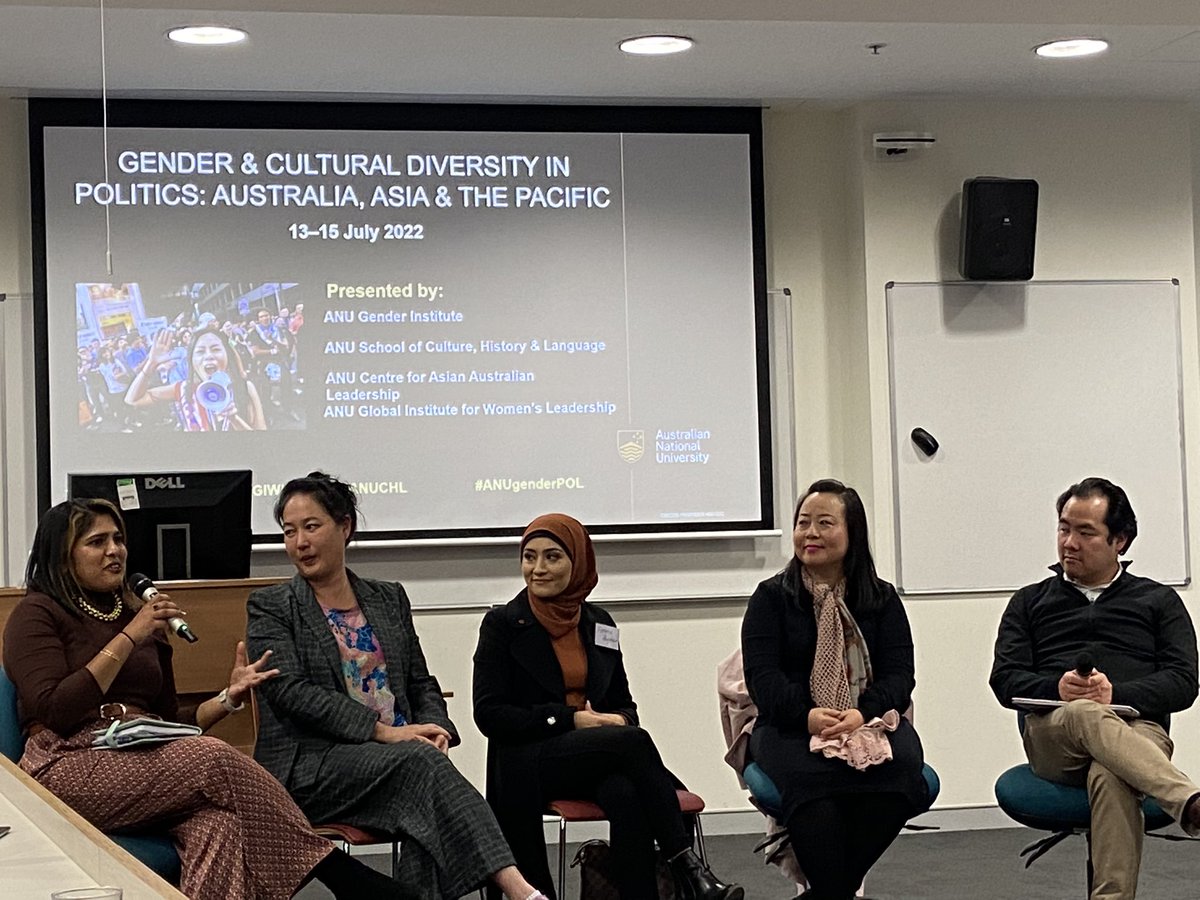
[30,98,773,544]
[67,468,252,580]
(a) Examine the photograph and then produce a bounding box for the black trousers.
[497,725,689,900]
[785,791,911,900]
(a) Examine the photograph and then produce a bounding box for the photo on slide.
[75,281,307,433]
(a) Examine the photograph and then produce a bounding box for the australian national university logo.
[617,430,644,463]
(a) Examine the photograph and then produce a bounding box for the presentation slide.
[34,103,770,539]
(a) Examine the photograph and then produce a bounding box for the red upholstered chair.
[312,822,401,877]
[249,691,400,876]
[546,789,708,898]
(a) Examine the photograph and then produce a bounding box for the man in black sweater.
[990,477,1200,900]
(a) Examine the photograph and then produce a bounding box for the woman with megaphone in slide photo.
[126,324,267,431]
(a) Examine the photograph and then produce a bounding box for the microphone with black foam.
[129,572,198,643]
[1074,651,1094,679]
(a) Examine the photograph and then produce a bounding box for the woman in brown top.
[2,498,415,900]
[472,513,743,900]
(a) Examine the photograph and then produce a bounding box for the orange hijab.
[520,513,598,638]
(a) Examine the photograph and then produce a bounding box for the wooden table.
[0,754,185,899]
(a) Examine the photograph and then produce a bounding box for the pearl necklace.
[76,591,123,622]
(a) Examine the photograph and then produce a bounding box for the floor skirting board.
[534,803,1014,844]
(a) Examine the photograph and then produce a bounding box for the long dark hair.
[793,478,885,613]
[273,471,359,544]
[25,498,128,616]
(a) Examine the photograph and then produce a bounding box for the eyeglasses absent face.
[71,514,127,593]
[522,537,573,600]
[191,332,229,379]
[793,492,849,579]
[1058,493,1124,587]
[280,492,351,583]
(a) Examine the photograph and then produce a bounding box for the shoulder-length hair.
[792,478,885,613]
[25,498,128,615]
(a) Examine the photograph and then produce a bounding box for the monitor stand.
[156,523,192,580]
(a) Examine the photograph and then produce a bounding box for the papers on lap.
[91,717,202,750]
[1011,697,1140,719]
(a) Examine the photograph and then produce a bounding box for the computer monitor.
[67,470,252,580]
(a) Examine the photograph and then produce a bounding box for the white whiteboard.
[886,280,1189,594]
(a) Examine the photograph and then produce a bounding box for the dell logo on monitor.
[144,476,186,490]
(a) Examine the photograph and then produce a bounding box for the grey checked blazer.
[246,571,457,795]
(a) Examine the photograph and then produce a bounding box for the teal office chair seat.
[0,666,182,885]
[743,758,940,897]
[994,710,1177,890]
[995,763,1171,834]
[743,760,941,816]
[994,762,1173,881]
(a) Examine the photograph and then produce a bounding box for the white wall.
[849,99,1200,808]
[3,96,1200,824]
[0,97,34,588]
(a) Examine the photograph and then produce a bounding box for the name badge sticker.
[595,623,620,650]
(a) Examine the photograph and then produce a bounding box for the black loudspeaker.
[959,177,1038,281]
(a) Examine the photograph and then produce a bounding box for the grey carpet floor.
[296,826,1200,899]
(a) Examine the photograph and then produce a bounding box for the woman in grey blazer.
[247,472,544,900]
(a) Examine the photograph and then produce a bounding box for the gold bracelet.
[98,648,123,663]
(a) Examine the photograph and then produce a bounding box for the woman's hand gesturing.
[225,641,281,707]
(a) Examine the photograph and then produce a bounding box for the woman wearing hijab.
[472,513,743,900]
[741,480,927,900]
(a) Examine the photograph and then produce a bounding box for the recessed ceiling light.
[619,35,694,56]
[167,25,248,46]
[1033,38,1108,59]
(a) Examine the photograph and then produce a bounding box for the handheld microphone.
[1074,651,1094,678]
[129,572,198,643]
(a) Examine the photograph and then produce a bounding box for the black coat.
[741,563,927,816]
[472,592,637,883]
[742,563,917,730]
[473,590,637,778]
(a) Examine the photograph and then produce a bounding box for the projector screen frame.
[30,98,772,545]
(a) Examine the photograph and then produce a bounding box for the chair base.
[744,761,940,897]
[995,763,1175,894]
[548,789,708,899]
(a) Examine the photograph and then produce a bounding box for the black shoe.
[670,848,744,900]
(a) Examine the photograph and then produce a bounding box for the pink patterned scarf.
[804,568,897,770]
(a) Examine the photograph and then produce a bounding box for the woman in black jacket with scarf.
[472,513,742,900]
[742,480,927,900]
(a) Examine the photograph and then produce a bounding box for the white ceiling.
[2,1,1200,106]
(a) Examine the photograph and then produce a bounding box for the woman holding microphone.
[3,497,416,899]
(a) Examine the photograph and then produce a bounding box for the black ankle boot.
[669,848,744,900]
[307,848,418,900]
